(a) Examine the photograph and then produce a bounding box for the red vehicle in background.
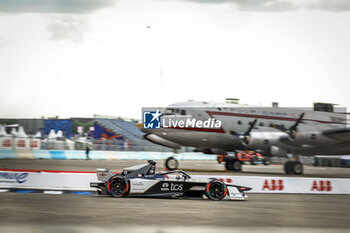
[218,151,271,171]
[235,151,270,165]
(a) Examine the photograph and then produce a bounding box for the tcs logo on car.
[161,183,183,191]
[311,180,332,192]
[262,179,284,191]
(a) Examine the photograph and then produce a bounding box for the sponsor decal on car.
[133,182,144,186]
[160,182,183,191]
[170,183,183,191]
[161,182,169,191]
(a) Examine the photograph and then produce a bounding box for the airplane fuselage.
[142,101,349,157]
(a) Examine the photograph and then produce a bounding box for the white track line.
[43,190,63,195]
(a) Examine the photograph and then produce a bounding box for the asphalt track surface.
[1,159,350,232]
[1,159,350,178]
[0,192,349,233]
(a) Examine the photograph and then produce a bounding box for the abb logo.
[30,140,38,148]
[311,180,332,191]
[2,139,11,147]
[16,140,26,147]
[262,179,284,191]
[218,178,233,184]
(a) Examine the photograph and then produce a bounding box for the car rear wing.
[96,168,114,182]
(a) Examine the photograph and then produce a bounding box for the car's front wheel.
[204,179,227,201]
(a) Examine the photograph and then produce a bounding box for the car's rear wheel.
[205,179,227,201]
[106,175,130,198]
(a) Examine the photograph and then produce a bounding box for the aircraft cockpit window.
[237,120,242,125]
[180,110,186,115]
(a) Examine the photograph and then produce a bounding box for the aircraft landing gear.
[165,156,179,170]
[284,161,303,175]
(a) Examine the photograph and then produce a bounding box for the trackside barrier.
[0,170,349,194]
[193,175,350,194]
[0,170,96,191]
[0,149,217,161]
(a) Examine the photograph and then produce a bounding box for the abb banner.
[193,175,350,194]
[0,138,41,150]
[0,171,349,194]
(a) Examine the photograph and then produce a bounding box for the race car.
[217,151,271,172]
[236,151,271,165]
[90,160,252,201]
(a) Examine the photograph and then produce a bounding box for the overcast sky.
[0,0,349,119]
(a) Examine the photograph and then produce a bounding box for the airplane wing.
[295,141,350,156]
[322,127,350,141]
[277,127,350,148]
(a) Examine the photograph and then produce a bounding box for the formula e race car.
[90,160,252,201]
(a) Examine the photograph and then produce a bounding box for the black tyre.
[106,175,130,198]
[225,159,242,171]
[284,161,292,174]
[284,161,303,175]
[205,179,227,201]
[291,161,303,175]
[232,159,242,171]
[225,160,233,171]
[262,158,271,166]
[165,156,179,170]
[250,158,257,165]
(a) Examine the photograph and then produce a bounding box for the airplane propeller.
[238,119,258,145]
[288,112,305,139]
[245,119,258,136]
